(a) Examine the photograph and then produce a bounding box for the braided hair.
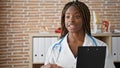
[60,0,91,38]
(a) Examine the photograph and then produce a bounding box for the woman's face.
[65,6,83,33]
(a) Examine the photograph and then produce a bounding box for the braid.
[60,2,73,38]
[60,1,91,38]
[75,2,91,35]
[76,0,78,2]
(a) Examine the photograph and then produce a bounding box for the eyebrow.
[65,12,80,14]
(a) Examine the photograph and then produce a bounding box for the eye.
[75,15,81,19]
[65,15,70,19]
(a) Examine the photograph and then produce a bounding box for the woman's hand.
[40,64,63,68]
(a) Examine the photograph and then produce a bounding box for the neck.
[68,32,85,42]
[67,32,85,58]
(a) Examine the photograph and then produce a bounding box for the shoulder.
[46,38,63,54]
[49,38,64,49]
[93,37,107,46]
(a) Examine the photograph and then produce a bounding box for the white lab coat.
[44,34,115,68]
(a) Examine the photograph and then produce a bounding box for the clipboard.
[76,46,106,68]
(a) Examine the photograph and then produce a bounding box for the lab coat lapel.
[83,34,94,46]
[57,34,94,67]
[57,35,76,67]
[63,35,76,60]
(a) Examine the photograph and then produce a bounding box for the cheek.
[76,21,83,30]
[76,23,83,29]
[65,20,68,27]
[65,20,67,25]
[65,23,68,29]
[76,20,83,26]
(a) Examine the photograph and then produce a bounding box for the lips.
[67,24,75,29]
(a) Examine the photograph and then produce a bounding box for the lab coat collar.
[62,33,93,46]
[60,34,77,66]
[59,34,94,67]
[61,33,92,59]
[83,34,94,46]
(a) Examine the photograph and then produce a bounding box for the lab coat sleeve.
[44,45,54,65]
[44,43,59,65]
[104,44,115,68]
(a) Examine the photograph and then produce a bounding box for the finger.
[51,64,63,68]
[40,64,51,68]
[46,64,51,68]
[57,66,63,68]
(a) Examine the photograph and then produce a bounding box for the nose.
[69,16,74,22]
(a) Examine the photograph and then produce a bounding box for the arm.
[41,44,63,68]
[40,64,62,68]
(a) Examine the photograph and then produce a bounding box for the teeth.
[70,25,74,28]
[67,23,75,28]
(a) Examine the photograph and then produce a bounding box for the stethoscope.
[50,34,97,62]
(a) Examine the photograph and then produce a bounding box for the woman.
[41,0,115,68]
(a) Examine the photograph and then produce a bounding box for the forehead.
[65,6,80,14]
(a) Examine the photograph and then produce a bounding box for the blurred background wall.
[0,0,120,68]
